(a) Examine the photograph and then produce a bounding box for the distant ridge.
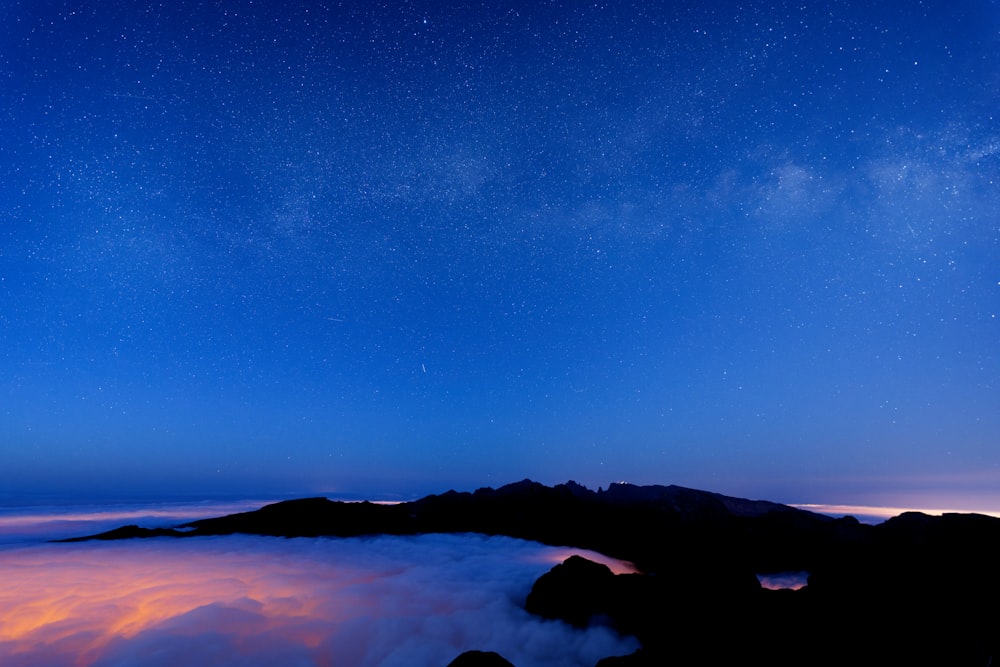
[60,479,836,573]
[594,480,819,518]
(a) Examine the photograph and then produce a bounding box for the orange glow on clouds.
[0,534,638,667]
[537,547,639,574]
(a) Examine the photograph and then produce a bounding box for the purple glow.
[757,571,809,591]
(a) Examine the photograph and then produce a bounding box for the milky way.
[1,1,998,508]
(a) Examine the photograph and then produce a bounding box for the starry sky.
[2,1,998,508]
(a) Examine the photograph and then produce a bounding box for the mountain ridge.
[58,479,844,575]
[56,479,1000,666]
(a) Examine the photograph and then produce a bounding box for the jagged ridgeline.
[62,480,1000,667]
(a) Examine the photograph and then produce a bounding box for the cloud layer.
[0,533,638,667]
[0,499,276,545]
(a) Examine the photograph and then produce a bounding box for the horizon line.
[793,503,1000,521]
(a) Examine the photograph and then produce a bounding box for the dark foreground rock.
[446,650,514,667]
[59,480,1000,666]
[529,517,1000,667]
[526,555,617,627]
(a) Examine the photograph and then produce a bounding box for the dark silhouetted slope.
[58,480,1000,666]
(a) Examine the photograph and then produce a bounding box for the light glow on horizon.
[757,571,809,591]
[533,547,639,575]
[0,500,281,543]
[793,503,1000,522]
[2,0,997,533]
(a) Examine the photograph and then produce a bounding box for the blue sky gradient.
[2,1,998,508]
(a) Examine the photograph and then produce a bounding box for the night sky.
[2,1,998,508]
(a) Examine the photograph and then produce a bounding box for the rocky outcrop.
[445,650,515,667]
[525,555,616,627]
[525,553,762,665]
[525,507,1000,667]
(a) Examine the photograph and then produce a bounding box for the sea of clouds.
[0,503,638,667]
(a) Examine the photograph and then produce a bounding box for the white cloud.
[0,533,638,667]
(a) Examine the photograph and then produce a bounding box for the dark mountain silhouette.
[59,480,1000,666]
[446,650,514,667]
[59,480,837,573]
